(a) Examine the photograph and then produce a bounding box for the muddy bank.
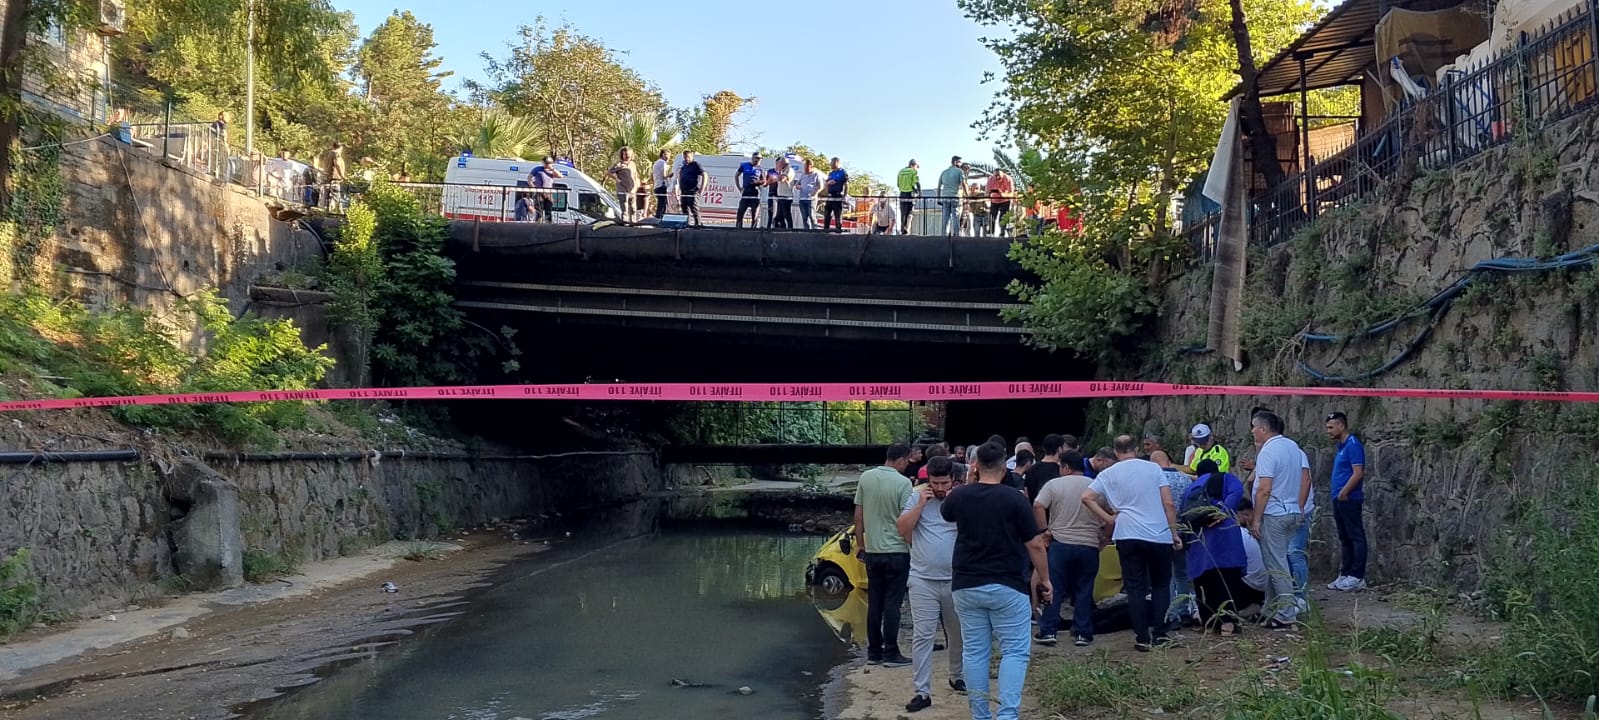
[0,526,541,720]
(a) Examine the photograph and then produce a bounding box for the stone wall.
[4,449,663,616]
[48,134,323,325]
[1121,111,1599,591]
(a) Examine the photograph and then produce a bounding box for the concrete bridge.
[443,222,1027,346]
[431,221,1093,457]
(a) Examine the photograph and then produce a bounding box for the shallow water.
[246,528,849,720]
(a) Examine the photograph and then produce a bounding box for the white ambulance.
[439,156,623,224]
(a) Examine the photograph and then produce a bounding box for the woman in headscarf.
[1181,459,1248,635]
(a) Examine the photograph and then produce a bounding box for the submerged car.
[806,524,1131,632]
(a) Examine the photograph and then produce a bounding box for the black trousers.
[1334,498,1368,579]
[1118,539,1174,645]
[823,197,844,230]
[654,185,669,218]
[1194,566,1262,625]
[737,192,761,228]
[864,552,910,657]
[899,191,914,233]
[680,195,701,226]
[775,198,793,228]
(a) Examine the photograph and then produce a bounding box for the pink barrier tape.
[0,381,1596,413]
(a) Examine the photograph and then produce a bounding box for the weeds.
[0,549,42,638]
[401,542,444,562]
[1035,650,1206,715]
[241,549,300,583]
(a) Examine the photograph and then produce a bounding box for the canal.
[245,525,851,720]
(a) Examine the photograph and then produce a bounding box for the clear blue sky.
[337,0,1008,180]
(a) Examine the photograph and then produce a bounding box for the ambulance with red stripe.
[440,156,622,224]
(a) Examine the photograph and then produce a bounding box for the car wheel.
[813,564,851,594]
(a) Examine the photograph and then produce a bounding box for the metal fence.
[1250,1,1599,247]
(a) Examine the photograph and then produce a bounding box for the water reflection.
[811,588,869,648]
[246,529,848,720]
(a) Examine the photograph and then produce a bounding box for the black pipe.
[0,450,141,464]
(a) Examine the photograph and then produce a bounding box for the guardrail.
[1250,0,1599,247]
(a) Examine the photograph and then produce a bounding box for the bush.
[0,549,42,637]
[0,289,332,446]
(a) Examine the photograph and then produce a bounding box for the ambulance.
[439,156,623,224]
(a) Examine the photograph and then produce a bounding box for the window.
[39,19,68,48]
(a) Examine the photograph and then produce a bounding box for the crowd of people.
[852,409,1369,719]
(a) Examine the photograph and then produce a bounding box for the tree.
[448,106,547,160]
[354,11,455,179]
[960,0,1323,360]
[0,0,95,214]
[680,90,751,154]
[608,112,678,160]
[477,18,664,172]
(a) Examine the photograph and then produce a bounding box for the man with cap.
[736,151,765,229]
[1184,424,1231,475]
[897,159,921,234]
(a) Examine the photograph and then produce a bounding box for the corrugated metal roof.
[1227,0,1463,98]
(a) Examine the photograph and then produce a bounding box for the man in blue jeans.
[854,443,915,667]
[1325,412,1369,592]
[1032,451,1102,647]
[941,442,1051,720]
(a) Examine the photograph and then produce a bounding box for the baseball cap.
[1190,424,1212,440]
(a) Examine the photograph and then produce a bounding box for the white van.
[439,157,622,224]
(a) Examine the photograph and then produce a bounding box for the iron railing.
[1250,1,1599,247]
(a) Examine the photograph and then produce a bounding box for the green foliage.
[1005,237,1158,363]
[3,127,68,283]
[1477,470,1599,700]
[670,401,924,447]
[0,289,331,445]
[0,549,42,638]
[1037,651,1205,714]
[476,17,665,172]
[678,90,751,156]
[241,548,299,583]
[448,106,548,161]
[353,11,456,178]
[325,183,519,398]
[609,113,679,161]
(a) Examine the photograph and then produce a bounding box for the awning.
[1226,0,1466,99]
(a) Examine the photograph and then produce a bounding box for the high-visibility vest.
[897,167,919,193]
[1187,444,1231,473]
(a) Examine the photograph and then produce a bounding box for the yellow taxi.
[806,524,1127,607]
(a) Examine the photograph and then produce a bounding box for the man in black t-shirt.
[940,442,1051,720]
[736,151,764,229]
[677,150,706,227]
[1024,433,1066,502]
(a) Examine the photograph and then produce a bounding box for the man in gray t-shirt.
[896,457,965,711]
[1032,453,1102,645]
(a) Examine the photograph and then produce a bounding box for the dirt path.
[0,531,540,720]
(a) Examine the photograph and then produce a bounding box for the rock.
[736,686,753,695]
[171,627,191,640]
[106,615,116,622]
[126,605,141,612]
[380,582,399,593]
[165,459,244,590]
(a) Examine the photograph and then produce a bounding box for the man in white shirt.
[1247,410,1310,628]
[1234,499,1269,611]
[772,157,795,229]
[650,149,673,219]
[1081,435,1183,651]
[871,196,897,234]
[896,456,965,712]
[794,159,823,230]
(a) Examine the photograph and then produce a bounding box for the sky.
[336,0,1010,180]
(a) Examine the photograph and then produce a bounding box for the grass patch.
[1036,650,1207,715]
[241,549,300,583]
[401,542,445,562]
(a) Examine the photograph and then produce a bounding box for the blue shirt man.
[1325,411,1368,591]
[826,167,849,197]
[1331,431,1366,501]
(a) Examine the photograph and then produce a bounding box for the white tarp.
[1492,0,1583,51]
[1203,97,1240,205]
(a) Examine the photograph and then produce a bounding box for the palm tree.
[448,107,548,160]
[608,113,679,160]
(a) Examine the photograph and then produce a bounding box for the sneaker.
[1328,575,1352,590]
[867,653,883,665]
[1345,578,1368,592]
[1134,641,1152,652]
[1073,635,1092,647]
[905,694,932,713]
[949,678,968,694]
[1033,632,1057,646]
[882,653,913,668]
[1265,618,1298,631]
